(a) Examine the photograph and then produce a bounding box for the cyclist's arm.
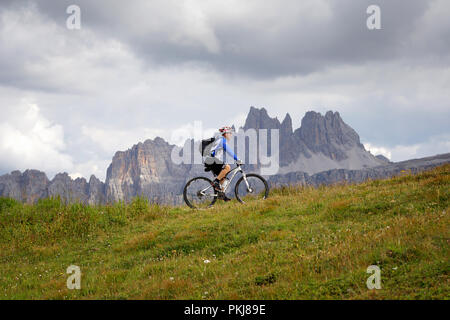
[222,137,238,161]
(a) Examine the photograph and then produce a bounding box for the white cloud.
[168,121,219,146]
[69,172,84,180]
[364,134,450,163]
[176,0,221,53]
[70,158,111,181]
[0,102,73,178]
[364,143,392,160]
[0,4,139,94]
[0,101,114,181]
[230,112,247,130]
[81,126,166,153]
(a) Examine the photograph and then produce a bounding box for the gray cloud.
[2,0,446,79]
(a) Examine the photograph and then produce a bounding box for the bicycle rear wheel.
[234,173,269,204]
[183,177,217,209]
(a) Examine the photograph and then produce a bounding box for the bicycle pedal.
[216,192,226,200]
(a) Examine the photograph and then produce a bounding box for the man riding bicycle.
[184,126,268,208]
[205,126,242,201]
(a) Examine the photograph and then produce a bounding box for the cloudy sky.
[0,0,449,180]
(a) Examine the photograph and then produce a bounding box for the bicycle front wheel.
[183,177,217,209]
[234,173,269,204]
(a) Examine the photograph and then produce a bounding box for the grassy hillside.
[0,165,448,300]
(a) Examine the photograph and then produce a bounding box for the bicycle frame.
[199,165,251,196]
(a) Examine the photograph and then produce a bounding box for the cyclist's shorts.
[204,158,225,176]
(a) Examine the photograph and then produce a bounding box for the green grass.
[0,165,449,300]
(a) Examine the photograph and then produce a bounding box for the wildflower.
[204,259,211,264]
[169,277,174,281]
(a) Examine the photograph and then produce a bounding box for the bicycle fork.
[241,173,253,193]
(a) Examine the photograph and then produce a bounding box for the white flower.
[169,277,174,281]
[204,259,211,264]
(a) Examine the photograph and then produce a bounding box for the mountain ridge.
[1,107,448,205]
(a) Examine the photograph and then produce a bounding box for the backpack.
[199,137,216,157]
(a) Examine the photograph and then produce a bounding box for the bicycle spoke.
[235,174,268,203]
[184,177,216,209]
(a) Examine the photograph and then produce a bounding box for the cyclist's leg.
[217,165,231,184]
[210,160,224,178]
[211,161,224,191]
[211,163,232,201]
[211,160,229,192]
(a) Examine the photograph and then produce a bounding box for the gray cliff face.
[0,170,49,203]
[242,106,307,167]
[1,107,448,205]
[279,113,307,167]
[88,175,106,205]
[296,111,362,161]
[105,137,190,204]
[0,170,104,204]
[375,154,391,164]
[243,106,282,130]
[242,107,384,172]
[48,173,90,204]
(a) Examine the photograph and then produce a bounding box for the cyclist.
[205,126,242,201]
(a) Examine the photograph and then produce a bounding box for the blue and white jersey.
[210,135,238,163]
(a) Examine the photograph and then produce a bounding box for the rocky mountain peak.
[243,106,281,130]
[280,113,293,136]
[297,110,362,150]
[105,135,188,204]
[145,136,169,147]
[375,154,391,164]
[89,175,100,184]
[11,170,22,177]
[240,107,377,167]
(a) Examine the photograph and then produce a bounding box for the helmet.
[219,126,233,135]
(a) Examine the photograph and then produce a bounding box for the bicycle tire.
[234,173,269,204]
[183,176,217,209]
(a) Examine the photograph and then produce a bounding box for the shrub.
[0,197,20,213]
[129,196,150,216]
[36,196,63,213]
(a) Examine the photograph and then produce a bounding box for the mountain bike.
[183,163,269,209]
